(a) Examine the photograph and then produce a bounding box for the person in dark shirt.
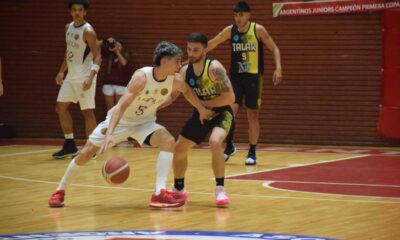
[101,37,130,111]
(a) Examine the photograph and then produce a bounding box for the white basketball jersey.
[120,67,174,123]
[65,21,93,81]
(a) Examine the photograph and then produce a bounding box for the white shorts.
[89,116,165,147]
[102,84,126,96]
[57,76,97,110]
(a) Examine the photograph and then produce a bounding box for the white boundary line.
[262,181,400,200]
[0,175,399,204]
[226,155,369,178]
[0,149,58,158]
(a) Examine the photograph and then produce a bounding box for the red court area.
[228,156,400,198]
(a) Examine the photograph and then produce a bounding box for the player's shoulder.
[174,72,185,82]
[128,69,147,91]
[209,58,224,70]
[255,22,267,31]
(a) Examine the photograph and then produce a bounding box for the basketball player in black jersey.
[171,32,235,207]
[207,1,282,165]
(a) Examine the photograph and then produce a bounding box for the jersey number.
[242,52,247,61]
[66,50,74,62]
[135,105,148,116]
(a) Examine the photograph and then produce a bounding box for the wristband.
[91,64,100,73]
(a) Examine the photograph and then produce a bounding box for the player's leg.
[224,74,242,161]
[49,117,128,208]
[173,135,196,189]
[53,80,79,159]
[149,128,187,208]
[210,110,232,206]
[244,74,263,165]
[48,140,99,208]
[173,111,207,197]
[148,127,175,195]
[81,109,97,138]
[79,79,97,138]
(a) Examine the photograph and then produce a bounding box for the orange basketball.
[102,156,130,184]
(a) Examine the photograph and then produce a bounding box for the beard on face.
[189,56,201,63]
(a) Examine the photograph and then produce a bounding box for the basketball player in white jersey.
[53,0,102,159]
[48,41,213,208]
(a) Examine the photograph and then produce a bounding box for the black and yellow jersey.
[185,57,230,112]
[230,21,264,75]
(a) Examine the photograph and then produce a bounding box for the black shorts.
[230,73,263,109]
[180,106,233,145]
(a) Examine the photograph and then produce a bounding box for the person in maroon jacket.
[101,37,130,111]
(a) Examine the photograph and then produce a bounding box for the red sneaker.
[169,188,188,202]
[48,190,65,208]
[149,189,185,208]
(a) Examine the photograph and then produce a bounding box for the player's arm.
[173,72,213,124]
[98,71,146,154]
[56,24,69,85]
[157,65,187,110]
[203,61,235,108]
[206,25,232,53]
[256,24,282,86]
[83,26,102,90]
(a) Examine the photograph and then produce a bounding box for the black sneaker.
[245,155,256,165]
[52,147,79,159]
[224,143,237,162]
[52,140,78,159]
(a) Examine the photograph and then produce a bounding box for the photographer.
[101,37,130,111]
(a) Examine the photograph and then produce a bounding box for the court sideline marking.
[0,175,399,204]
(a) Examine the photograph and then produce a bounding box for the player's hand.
[272,68,282,86]
[0,82,3,96]
[198,107,214,125]
[97,134,115,156]
[83,77,93,91]
[55,72,64,85]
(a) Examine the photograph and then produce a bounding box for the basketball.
[102,156,130,184]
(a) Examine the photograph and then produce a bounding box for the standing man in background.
[53,0,102,159]
[207,0,282,165]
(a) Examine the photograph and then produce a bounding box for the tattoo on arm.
[214,67,230,93]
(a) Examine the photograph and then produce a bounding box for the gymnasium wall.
[0,0,398,146]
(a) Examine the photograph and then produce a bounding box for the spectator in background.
[101,37,130,111]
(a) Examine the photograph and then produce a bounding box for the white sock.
[56,158,80,191]
[64,133,74,139]
[155,151,173,195]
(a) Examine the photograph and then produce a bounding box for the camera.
[103,38,116,49]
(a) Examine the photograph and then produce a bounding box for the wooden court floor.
[0,140,399,239]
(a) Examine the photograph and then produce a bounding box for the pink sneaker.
[48,190,65,208]
[169,188,188,202]
[149,189,185,208]
[215,186,229,207]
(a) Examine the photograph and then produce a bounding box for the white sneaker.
[224,144,237,162]
[245,155,256,165]
[215,186,229,207]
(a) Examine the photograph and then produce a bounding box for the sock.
[249,144,256,157]
[216,177,225,186]
[64,133,74,139]
[155,151,173,195]
[56,158,80,191]
[174,178,185,191]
